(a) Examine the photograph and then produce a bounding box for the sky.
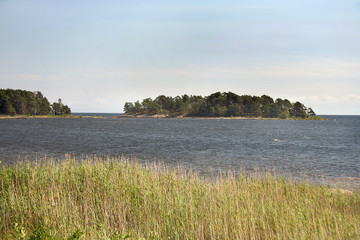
[0,0,359,114]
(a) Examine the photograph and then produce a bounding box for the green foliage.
[110,231,131,240]
[12,222,26,239]
[293,101,307,118]
[0,157,358,239]
[67,229,84,240]
[28,225,53,240]
[279,109,290,119]
[51,98,71,115]
[124,92,320,119]
[0,89,71,116]
[123,102,135,114]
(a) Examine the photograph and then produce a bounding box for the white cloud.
[342,94,360,103]
[104,58,360,84]
[6,74,41,80]
[297,95,360,104]
[94,98,106,104]
[1,73,63,81]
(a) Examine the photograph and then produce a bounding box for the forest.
[0,89,71,116]
[124,92,319,119]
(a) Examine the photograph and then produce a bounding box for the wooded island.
[124,92,321,119]
[0,89,71,116]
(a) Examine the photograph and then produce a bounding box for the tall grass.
[0,156,359,239]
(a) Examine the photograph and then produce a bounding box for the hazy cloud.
[94,98,106,104]
[1,1,359,114]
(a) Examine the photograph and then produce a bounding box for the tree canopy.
[0,89,71,116]
[124,92,319,119]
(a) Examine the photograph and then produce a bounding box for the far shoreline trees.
[51,98,71,115]
[0,89,71,116]
[124,92,320,119]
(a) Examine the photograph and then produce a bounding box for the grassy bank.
[0,156,359,239]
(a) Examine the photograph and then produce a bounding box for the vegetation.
[1,156,359,239]
[124,92,320,119]
[0,89,71,116]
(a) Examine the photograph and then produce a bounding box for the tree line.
[0,89,71,116]
[124,92,319,119]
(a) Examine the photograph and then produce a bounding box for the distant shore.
[0,114,104,120]
[0,114,326,120]
[116,114,326,120]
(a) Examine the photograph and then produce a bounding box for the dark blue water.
[72,112,121,117]
[0,115,359,186]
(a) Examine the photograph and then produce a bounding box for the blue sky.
[1,0,359,114]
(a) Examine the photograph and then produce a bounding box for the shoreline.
[0,114,326,120]
[115,114,326,120]
[0,115,104,120]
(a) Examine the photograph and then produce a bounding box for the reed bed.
[0,156,359,239]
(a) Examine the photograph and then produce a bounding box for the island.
[123,92,323,119]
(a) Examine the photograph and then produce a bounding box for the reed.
[0,156,359,239]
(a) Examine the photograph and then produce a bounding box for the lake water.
[0,115,359,187]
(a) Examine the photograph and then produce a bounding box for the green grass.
[0,156,359,239]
